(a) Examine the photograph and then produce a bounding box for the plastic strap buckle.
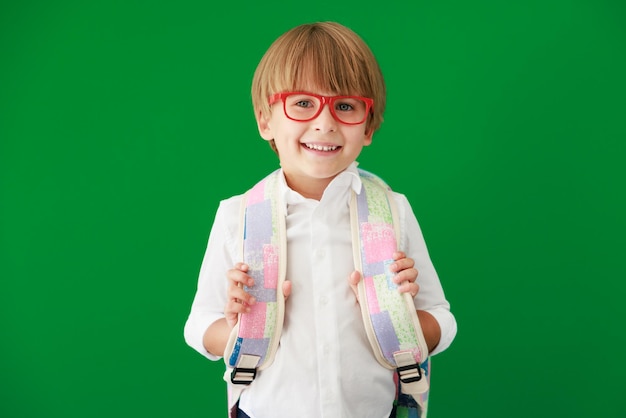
[230,367,257,385]
[397,363,423,383]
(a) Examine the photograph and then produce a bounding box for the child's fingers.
[227,264,254,287]
[233,262,249,272]
[225,299,251,315]
[390,255,415,273]
[228,283,256,306]
[224,282,256,328]
[393,267,419,284]
[398,281,420,298]
[224,263,256,325]
[225,301,253,327]
[392,251,407,261]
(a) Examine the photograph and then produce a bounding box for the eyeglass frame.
[268,92,374,125]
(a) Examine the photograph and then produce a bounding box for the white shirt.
[184,163,457,418]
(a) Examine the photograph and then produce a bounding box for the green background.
[1,1,624,417]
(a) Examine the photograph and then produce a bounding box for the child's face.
[256,89,373,198]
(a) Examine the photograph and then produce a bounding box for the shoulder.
[389,190,412,209]
[211,194,245,243]
[215,170,280,214]
[388,190,413,226]
[216,193,245,214]
[213,169,280,229]
[355,168,411,208]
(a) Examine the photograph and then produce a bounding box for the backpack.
[223,168,431,417]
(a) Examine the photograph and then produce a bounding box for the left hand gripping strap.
[352,171,430,409]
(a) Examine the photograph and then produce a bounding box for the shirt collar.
[278,162,363,206]
[340,162,363,195]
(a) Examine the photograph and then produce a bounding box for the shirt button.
[316,249,326,258]
[320,296,328,305]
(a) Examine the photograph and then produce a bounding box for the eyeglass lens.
[283,94,368,124]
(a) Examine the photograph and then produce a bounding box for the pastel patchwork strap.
[352,169,430,412]
[224,170,286,386]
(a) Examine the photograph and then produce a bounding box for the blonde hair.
[251,22,386,152]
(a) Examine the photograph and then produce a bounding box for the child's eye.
[295,100,313,108]
[336,102,354,112]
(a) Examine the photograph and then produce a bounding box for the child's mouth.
[304,143,340,152]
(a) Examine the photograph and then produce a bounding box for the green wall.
[1,1,624,417]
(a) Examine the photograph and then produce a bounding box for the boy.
[184,22,456,418]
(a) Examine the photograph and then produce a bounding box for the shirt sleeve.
[183,195,243,360]
[394,192,457,356]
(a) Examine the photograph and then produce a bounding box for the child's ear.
[363,128,374,146]
[256,110,273,141]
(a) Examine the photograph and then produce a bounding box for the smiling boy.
[184,22,456,418]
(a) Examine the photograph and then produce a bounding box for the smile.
[304,143,339,152]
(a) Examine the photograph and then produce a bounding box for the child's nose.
[313,104,337,132]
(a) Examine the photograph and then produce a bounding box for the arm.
[183,197,241,360]
[399,193,457,355]
[203,318,231,357]
[417,310,441,354]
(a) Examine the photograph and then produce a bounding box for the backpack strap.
[352,169,430,414]
[223,170,286,390]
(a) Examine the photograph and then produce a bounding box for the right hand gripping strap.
[224,170,286,386]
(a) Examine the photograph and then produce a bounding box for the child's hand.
[225,263,254,329]
[225,263,292,329]
[348,251,419,303]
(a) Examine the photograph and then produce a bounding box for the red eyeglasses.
[269,92,374,125]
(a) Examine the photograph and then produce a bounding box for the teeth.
[305,143,338,152]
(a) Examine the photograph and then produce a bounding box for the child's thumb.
[282,280,292,300]
[348,270,362,302]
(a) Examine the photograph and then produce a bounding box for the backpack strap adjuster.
[397,363,423,383]
[230,367,257,385]
[394,351,425,384]
[230,354,261,385]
